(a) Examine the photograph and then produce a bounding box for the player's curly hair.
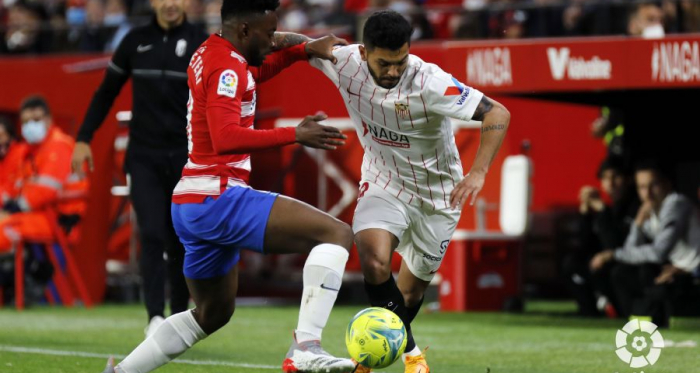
[221,0,280,23]
[363,10,412,51]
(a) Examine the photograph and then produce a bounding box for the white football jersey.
[310,45,484,211]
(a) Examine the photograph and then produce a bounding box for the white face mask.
[22,120,48,144]
[104,13,127,27]
[642,24,665,39]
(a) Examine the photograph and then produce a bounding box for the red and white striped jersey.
[310,45,484,211]
[173,35,306,204]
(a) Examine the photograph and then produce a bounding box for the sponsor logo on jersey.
[467,47,513,87]
[444,77,471,106]
[394,102,410,119]
[217,70,238,98]
[547,47,612,80]
[440,240,449,255]
[652,41,700,82]
[363,121,410,148]
[423,253,442,262]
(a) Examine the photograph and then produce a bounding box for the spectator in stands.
[628,2,665,38]
[1,0,53,54]
[103,0,131,51]
[202,0,221,34]
[590,161,700,318]
[563,157,639,316]
[0,96,88,254]
[78,0,111,51]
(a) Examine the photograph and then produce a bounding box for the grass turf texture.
[0,302,698,373]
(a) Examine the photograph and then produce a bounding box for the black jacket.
[78,18,208,151]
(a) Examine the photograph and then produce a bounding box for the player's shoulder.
[334,44,363,65]
[201,40,247,71]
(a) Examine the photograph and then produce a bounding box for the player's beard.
[369,66,400,89]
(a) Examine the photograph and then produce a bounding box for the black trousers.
[126,147,190,320]
[562,251,618,316]
[610,263,662,319]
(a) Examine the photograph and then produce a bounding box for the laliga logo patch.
[615,319,664,368]
[218,70,238,98]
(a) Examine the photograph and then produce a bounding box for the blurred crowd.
[2,0,700,55]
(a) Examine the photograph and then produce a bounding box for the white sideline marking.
[0,345,278,370]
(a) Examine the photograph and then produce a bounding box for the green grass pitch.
[0,302,698,373]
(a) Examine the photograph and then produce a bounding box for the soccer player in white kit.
[310,11,511,373]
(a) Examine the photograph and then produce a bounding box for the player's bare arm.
[273,32,348,64]
[272,32,311,50]
[449,96,510,210]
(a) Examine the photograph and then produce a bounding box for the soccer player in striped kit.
[310,10,511,373]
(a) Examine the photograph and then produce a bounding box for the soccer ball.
[346,307,407,369]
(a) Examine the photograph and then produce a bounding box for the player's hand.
[295,113,347,150]
[655,264,682,284]
[590,250,614,271]
[305,34,348,64]
[449,170,486,210]
[635,201,653,227]
[71,141,94,177]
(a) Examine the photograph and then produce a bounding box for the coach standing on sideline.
[71,0,208,337]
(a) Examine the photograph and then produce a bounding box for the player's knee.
[361,255,391,283]
[195,302,235,334]
[320,220,353,250]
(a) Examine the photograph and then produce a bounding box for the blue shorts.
[171,186,278,279]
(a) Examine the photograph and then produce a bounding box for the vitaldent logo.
[615,320,664,369]
[547,47,612,80]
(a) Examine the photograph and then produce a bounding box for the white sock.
[116,310,207,373]
[295,243,349,343]
[403,346,422,360]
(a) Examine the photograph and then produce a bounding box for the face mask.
[22,120,48,144]
[642,24,665,39]
[104,13,127,27]
[66,7,87,26]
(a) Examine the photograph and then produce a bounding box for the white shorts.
[352,181,460,281]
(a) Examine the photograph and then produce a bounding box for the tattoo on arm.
[273,32,311,50]
[481,124,506,133]
[472,96,493,122]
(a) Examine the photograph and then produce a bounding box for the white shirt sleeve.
[423,64,484,121]
[309,44,360,82]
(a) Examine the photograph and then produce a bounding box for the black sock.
[406,297,424,323]
[364,277,417,352]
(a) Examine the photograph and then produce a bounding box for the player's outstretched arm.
[252,34,348,82]
[272,32,311,50]
[449,96,510,210]
[295,113,347,150]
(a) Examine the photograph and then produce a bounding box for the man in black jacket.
[71,0,208,336]
[562,157,639,316]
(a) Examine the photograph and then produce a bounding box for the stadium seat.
[7,193,93,311]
